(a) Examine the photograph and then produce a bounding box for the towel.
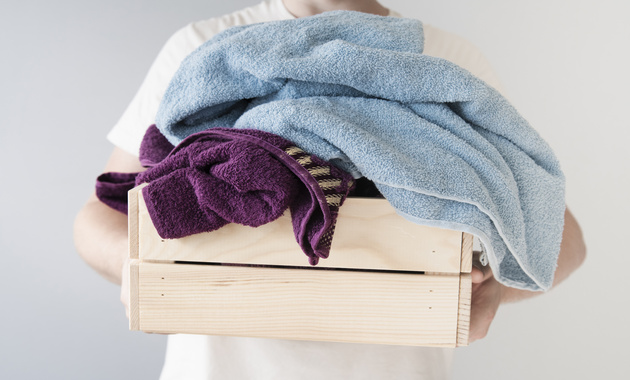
[154,11,565,291]
[96,125,355,264]
[95,124,176,213]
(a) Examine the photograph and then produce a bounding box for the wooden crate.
[128,185,472,347]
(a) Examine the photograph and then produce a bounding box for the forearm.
[74,193,129,284]
[500,207,586,303]
[74,147,146,283]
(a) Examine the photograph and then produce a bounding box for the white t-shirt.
[108,0,503,157]
[111,1,504,379]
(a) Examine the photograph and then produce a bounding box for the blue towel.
[155,11,565,291]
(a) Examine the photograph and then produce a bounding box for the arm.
[73,147,145,285]
[468,207,587,342]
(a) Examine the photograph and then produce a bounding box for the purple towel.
[95,125,175,212]
[138,123,174,167]
[96,125,354,264]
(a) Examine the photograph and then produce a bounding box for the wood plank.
[460,233,474,273]
[456,273,471,347]
[137,262,462,347]
[127,184,145,260]
[135,188,463,273]
[128,259,140,331]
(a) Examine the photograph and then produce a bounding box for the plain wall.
[1,0,627,378]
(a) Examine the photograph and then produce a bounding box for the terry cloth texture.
[96,125,354,264]
[154,11,565,291]
[95,172,138,214]
[95,124,176,213]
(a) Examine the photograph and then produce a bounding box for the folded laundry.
[154,11,566,291]
[97,125,355,264]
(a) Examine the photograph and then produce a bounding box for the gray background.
[1,0,628,378]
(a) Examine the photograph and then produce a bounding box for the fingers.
[468,275,501,343]
[469,305,496,342]
[471,264,493,284]
[471,266,484,283]
[472,251,493,284]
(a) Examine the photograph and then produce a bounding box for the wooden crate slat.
[456,273,471,347]
[135,188,463,273]
[137,262,461,347]
[128,185,143,260]
[128,259,140,331]
[460,233,474,273]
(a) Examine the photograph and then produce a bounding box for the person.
[74,0,586,378]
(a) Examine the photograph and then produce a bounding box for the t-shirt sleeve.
[106,3,281,155]
[107,24,205,156]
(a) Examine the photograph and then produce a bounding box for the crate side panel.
[460,233,474,273]
[138,263,461,347]
[128,185,144,260]
[456,273,471,347]
[137,191,462,273]
[129,259,140,331]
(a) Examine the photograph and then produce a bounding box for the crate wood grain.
[131,184,471,273]
[128,185,473,347]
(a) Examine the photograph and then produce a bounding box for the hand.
[468,261,503,343]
